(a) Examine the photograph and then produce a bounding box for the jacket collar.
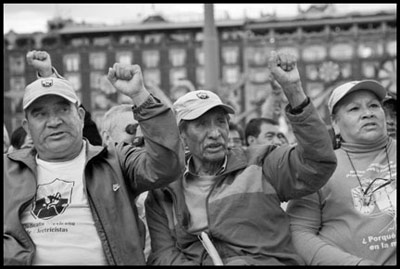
[7,138,106,168]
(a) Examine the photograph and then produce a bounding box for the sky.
[3,3,397,34]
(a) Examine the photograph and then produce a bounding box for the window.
[63,73,81,91]
[116,51,133,65]
[196,48,204,65]
[330,43,354,60]
[143,69,161,86]
[119,35,141,45]
[93,36,112,47]
[170,68,187,85]
[246,47,269,66]
[9,55,25,75]
[223,66,240,84]
[70,37,89,47]
[63,54,80,72]
[144,33,163,44]
[142,50,160,68]
[302,45,327,62]
[9,76,25,91]
[222,46,239,65]
[248,67,269,83]
[386,40,396,56]
[90,72,104,90]
[169,33,191,42]
[169,48,186,67]
[358,42,384,58]
[89,52,107,70]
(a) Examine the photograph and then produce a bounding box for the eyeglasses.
[362,178,394,206]
[125,123,138,135]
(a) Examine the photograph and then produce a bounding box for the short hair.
[245,117,279,146]
[101,104,133,134]
[10,126,28,150]
[229,122,244,140]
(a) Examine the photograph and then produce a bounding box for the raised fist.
[107,63,149,103]
[26,50,53,77]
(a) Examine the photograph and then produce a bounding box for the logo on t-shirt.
[31,178,74,220]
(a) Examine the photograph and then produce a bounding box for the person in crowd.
[382,93,396,139]
[3,50,184,265]
[100,103,150,260]
[4,124,11,153]
[287,80,396,265]
[100,104,140,146]
[9,125,33,152]
[228,122,244,149]
[144,50,337,265]
[261,76,296,145]
[244,117,288,147]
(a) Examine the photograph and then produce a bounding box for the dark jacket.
[3,95,185,265]
[145,100,337,265]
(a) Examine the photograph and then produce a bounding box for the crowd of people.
[3,49,396,265]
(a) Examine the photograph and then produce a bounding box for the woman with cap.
[287,80,396,265]
[144,51,337,265]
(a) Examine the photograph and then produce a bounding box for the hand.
[268,51,306,108]
[26,50,53,77]
[268,51,300,88]
[107,63,147,100]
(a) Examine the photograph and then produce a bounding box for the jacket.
[145,100,337,265]
[3,95,185,265]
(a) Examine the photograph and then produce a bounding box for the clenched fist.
[26,50,53,77]
[268,51,306,108]
[107,63,150,106]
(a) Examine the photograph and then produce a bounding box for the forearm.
[123,95,184,192]
[284,100,337,194]
[291,229,375,265]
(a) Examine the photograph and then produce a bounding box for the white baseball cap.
[328,80,386,114]
[23,77,80,110]
[173,90,235,124]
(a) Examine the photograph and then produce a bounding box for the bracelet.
[289,97,310,114]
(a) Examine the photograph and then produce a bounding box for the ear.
[247,136,256,146]
[22,119,31,138]
[101,130,111,147]
[77,105,86,122]
[331,117,340,136]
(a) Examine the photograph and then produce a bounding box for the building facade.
[3,6,396,134]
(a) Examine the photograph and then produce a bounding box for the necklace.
[345,145,393,206]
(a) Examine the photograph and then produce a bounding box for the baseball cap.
[23,77,80,110]
[328,80,386,114]
[173,90,235,124]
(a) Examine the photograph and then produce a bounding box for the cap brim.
[23,92,78,110]
[182,103,235,121]
[331,80,387,113]
[346,80,387,100]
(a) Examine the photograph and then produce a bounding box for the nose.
[272,136,282,146]
[47,113,62,127]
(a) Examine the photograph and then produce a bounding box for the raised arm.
[107,63,185,193]
[265,51,337,200]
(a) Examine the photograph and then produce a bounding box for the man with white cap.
[144,51,337,265]
[287,80,396,265]
[3,51,185,265]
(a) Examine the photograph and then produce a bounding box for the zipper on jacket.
[18,196,37,265]
[86,189,117,265]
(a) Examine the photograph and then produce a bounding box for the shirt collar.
[184,155,228,177]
